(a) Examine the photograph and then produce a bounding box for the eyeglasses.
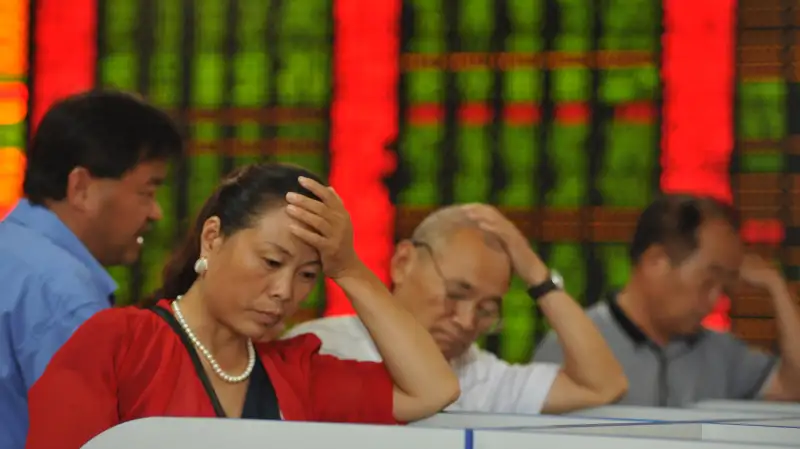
[411,240,503,334]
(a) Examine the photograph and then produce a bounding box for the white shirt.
[285,316,560,414]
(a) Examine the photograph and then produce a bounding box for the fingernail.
[286,192,298,201]
[298,176,309,184]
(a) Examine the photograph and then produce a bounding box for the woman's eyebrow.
[265,241,293,256]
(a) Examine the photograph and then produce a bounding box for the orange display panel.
[0,0,28,220]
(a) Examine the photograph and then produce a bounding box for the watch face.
[551,270,565,289]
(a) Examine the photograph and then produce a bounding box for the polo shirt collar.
[605,292,704,348]
[5,199,118,297]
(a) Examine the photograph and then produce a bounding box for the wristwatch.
[527,270,564,301]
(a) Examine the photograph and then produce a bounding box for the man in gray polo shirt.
[535,195,800,407]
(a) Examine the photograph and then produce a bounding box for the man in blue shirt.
[0,91,183,448]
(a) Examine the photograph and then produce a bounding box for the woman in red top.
[26,163,460,449]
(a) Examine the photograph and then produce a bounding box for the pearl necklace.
[171,297,256,383]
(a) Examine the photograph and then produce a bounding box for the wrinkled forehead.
[435,230,512,297]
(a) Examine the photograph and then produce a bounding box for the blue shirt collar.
[5,199,118,296]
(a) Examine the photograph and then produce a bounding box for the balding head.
[411,204,504,252]
[392,204,512,360]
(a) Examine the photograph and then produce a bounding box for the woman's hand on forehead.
[284,177,361,279]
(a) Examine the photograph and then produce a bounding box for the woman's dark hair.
[141,162,323,307]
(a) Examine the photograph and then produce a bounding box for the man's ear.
[390,240,417,286]
[641,244,672,277]
[65,166,98,212]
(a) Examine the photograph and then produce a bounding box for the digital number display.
[734,0,799,348]
[98,0,333,307]
[0,0,28,220]
[392,0,662,360]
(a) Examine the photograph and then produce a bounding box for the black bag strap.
[149,305,281,420]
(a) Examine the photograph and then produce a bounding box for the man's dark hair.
[629,194,740,265]
[23,90,184,205]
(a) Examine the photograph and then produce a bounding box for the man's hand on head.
[740,254,786,293]
[462,204,549,286]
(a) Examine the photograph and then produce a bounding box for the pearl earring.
[194,257,208,274]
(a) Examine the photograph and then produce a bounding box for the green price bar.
[98,0,333,307]
[398,0,660,362]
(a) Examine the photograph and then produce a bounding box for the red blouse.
[26,300,397,449]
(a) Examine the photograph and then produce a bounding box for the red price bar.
[741,219,784,245]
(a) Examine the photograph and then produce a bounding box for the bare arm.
[735,255,800,401]
[335,262,460,420]
[464,204,627,413]
[525,266,628,413]
[760,281,800,401]
[287,177,459,422]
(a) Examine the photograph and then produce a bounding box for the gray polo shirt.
[533,295,778,407]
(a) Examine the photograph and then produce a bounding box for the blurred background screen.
[389,0,661,360]
[95,0,333,314]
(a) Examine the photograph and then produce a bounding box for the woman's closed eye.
[264,258,283,269]
[299,270,319,281]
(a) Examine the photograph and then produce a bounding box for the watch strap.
[527,275,560,301]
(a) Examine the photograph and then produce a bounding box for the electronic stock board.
[97,0,333,313]
[389,0,662,359]
[98,0,662,360]
[0,0,27,219]
[734,0,799,350]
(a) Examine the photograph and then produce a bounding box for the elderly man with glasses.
[286,204,627,414]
